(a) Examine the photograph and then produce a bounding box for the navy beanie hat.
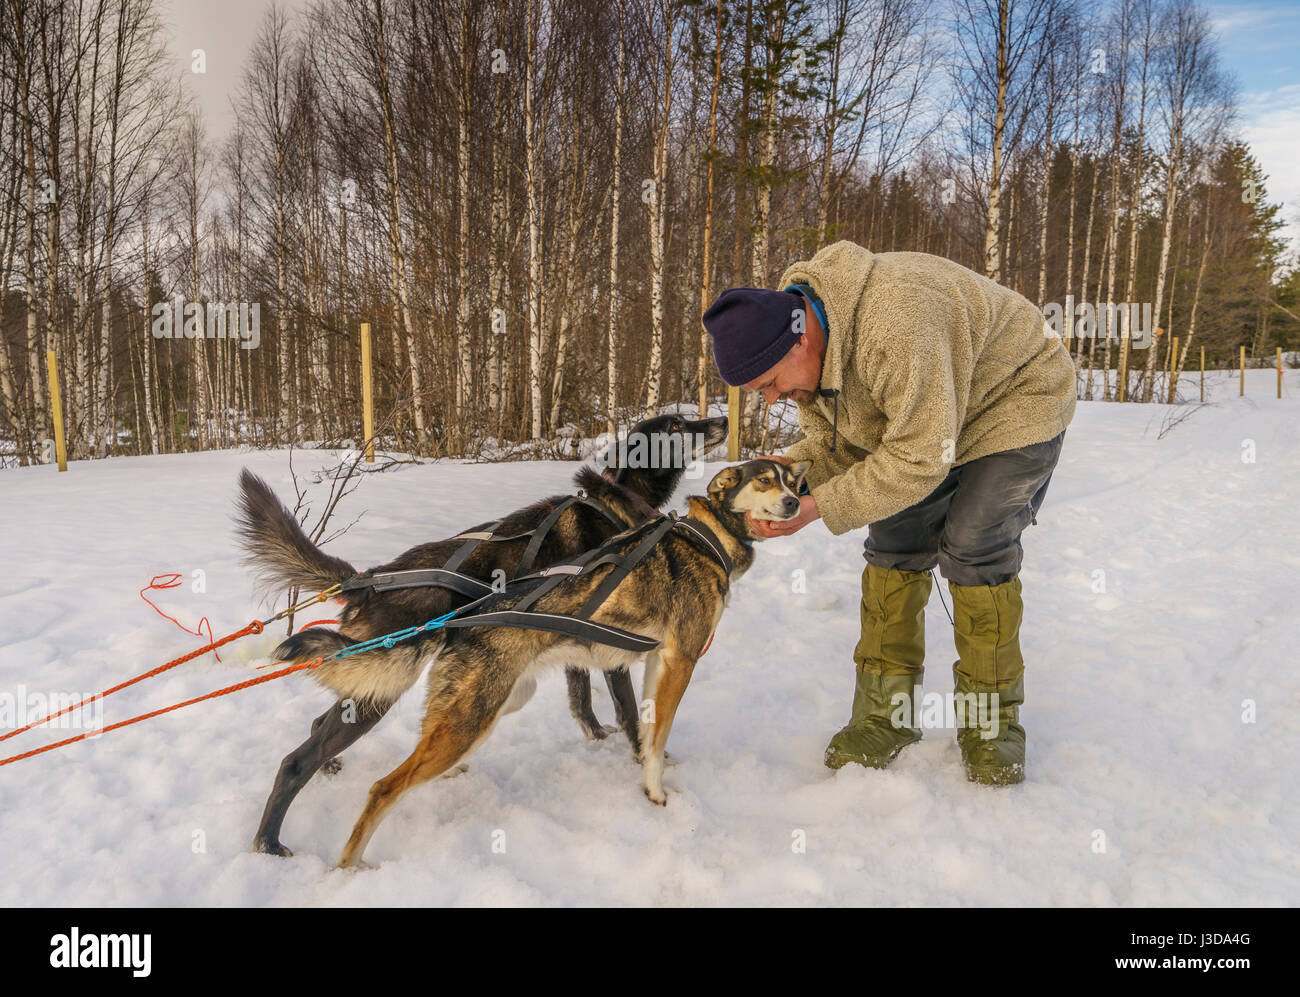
[703,287,806,386]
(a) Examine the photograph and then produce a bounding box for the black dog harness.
[331,483,735,651]
[439,512,733,652]
[337,492,625,599]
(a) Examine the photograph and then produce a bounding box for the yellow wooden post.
[1199,346,1204,403]
[1167,336,1178,403]
[726,386,740,461]
[1278,346,1283,399]
[360,322,374,463]
[46,349,67,471]
[1240,345,1245,396]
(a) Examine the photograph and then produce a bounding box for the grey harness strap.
[442,519,504,573]
[346,568,495,598]
[338,494,627,597]
[514,495,581,579]
[440,609,661,652]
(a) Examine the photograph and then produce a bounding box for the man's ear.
[707,466,741,496]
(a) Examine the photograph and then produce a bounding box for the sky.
[162,0,1300,258]
[161,0,311,137]
[1205,2,1300,256]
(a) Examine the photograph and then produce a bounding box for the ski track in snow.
[1,369,1297,906]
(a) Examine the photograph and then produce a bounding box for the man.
[702,240,1075,785]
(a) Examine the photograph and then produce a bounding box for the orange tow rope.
[0,584,341,765]
[0,657,323,768]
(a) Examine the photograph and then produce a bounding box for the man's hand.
[747,494,820,539]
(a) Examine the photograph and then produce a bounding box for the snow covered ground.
[1,368,1297,906]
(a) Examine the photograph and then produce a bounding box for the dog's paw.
[252,837,293,858]
[643,785,667,806]
[321,756,344,776]
[440,763,470,779]
[337,858,376,871]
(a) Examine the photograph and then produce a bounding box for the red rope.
[0,620,262,743]
[0,657,321,768]
[297,619,340,632]
[1,582,342,764]
[139,573,221,661]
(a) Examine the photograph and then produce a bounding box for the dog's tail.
[235,469,357,596]
[271,628,443,705]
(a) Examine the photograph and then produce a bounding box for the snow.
[1,369,1297,906]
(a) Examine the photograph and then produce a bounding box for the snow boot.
[824,564,930,770]
[949,577,1027,785]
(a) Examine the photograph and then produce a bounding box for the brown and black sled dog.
[236,414,727,857]
[336,457,810,869]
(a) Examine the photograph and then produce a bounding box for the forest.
[1,0,1296,464]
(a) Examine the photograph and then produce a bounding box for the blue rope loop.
[425,611,457,630]
[321,610,462,664]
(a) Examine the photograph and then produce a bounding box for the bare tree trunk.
[487,2,506,422]
[13,3,45,459]
[605,0,623,438]
[815,0,846,243]
[182,115,208,449]
[983,0,1009,281]
[1120,13,1150,402]
[697,0,723,418]
[455,0,472,447]
[373,0,425,448]
[644,0,675,417]
[1101,60,1126,407]
[1171,186,1214,400]
[139,203,159,453]
[1036,43,1057,307]
[0,59,25,453]
[524,0,543,438]
[1078,142,1100,396]
[550,116,584,433]
[1144,0,1215,403]
[1064,132,1078,354]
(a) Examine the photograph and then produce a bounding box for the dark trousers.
[863,431,1066,587]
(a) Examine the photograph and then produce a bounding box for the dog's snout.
[782,495,799,514]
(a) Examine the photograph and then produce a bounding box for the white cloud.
[1238,84,1300,260]
[1207,4,1300,35]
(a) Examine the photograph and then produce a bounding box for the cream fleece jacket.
[780,241,1076,536]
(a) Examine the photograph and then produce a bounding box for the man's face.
[740,310,826,406]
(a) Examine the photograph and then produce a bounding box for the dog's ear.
[790,460,812,484]
[707,466,742,496]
